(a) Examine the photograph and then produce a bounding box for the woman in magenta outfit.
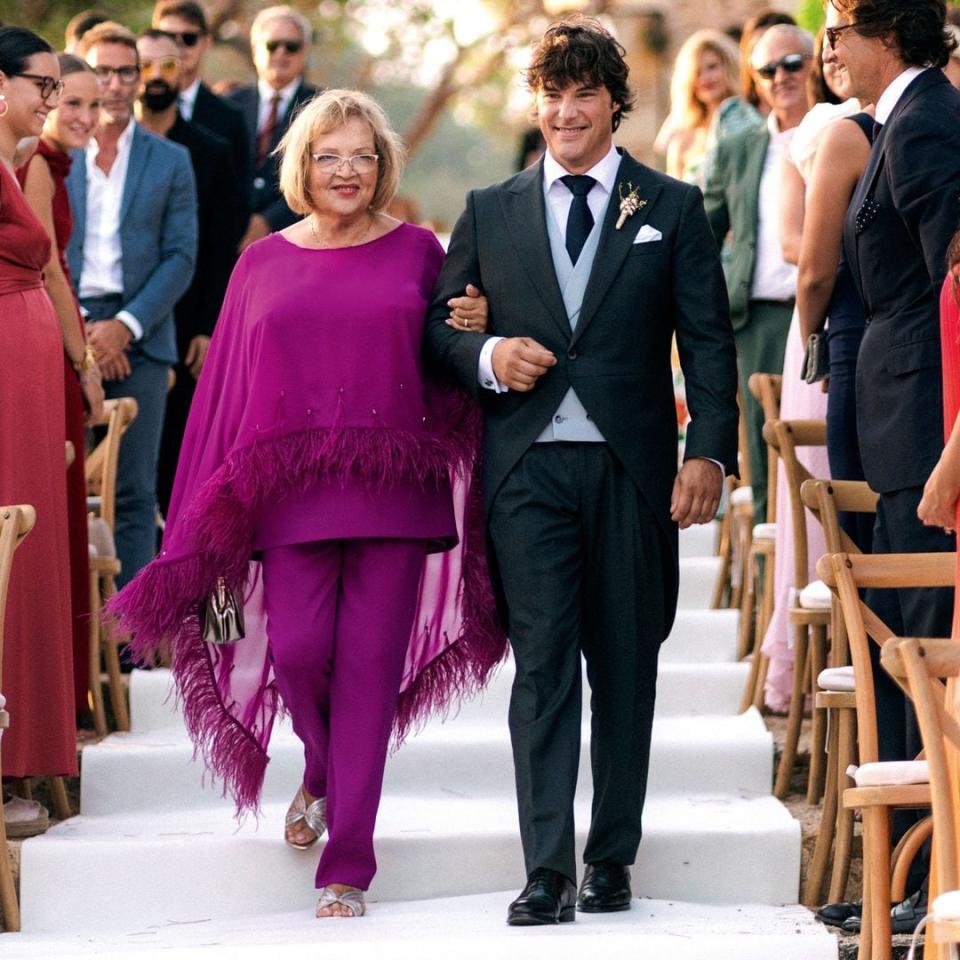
[109,89,505,919]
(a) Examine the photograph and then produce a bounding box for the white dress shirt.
[875,65,925,125]
[177,77,201,122]
[256,76,300,132]
[78,119,142,339]
[750,112,798,303]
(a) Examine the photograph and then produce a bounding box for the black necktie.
[560,174,596,264]
[871,120,883,145]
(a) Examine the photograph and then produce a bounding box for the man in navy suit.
[227,5,318,251]
[817,0,960,936]
[68,21,197,586]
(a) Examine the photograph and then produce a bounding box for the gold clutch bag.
[202,577,245,644]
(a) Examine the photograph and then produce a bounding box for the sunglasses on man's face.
[265,39,303,55]
[825,23,859,50]
[170,30,204,48]
[754,53,810,81]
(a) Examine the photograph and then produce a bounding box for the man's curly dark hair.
[832,0,956,69]
[524,16,635,132]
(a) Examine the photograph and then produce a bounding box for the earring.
[0,95,8,119]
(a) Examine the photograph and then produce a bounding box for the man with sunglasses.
[812,0,960,939]
[151,1,249,242]
[228,4,318,251]
[703,24,813,525]
[68,21,197,587]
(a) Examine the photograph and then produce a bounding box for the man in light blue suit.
[68,22,197,586]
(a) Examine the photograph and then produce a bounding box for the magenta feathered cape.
[108,225,507,814]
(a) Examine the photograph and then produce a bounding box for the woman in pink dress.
[109,89,505,919]
[0,27,78,781]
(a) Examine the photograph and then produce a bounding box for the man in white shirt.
[703,25,814,523]
[67,22,197,585]
[227,5,318,251]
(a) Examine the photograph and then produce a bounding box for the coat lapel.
[119,125,149,226]
[500,161,571,340]
[574,151,662,345]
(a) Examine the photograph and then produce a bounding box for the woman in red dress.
[18,53,104,720]
[0,27,78,780]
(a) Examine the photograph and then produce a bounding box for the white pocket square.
[633,225,662,244]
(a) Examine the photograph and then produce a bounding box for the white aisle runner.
[7,523,837,959]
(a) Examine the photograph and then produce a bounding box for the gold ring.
[461,317,469,329]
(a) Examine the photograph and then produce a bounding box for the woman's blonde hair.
[278,89,405,216]
[669,29,740,132]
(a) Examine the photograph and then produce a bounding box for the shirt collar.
[179,77,201,109]
[258,76,300,107]
[875,66,925,125]
[86,117,137,163]
[542,142,621,195]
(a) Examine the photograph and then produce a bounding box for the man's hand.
[239,213,271,252]
[491,337,556,392]
[87,319,132,380]
[185,334,211,379]
[670,458,723,529]
[446,283,488,332]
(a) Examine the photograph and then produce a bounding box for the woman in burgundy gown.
[18,53,105,721]
[0,28,78,781]
[109,90,504,918]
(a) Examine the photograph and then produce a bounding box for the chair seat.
[933,890,960,921]
[818,666,855,692]
[730,486,753,506]
[752,522,777,542]
[848,760,929,787]
[799,579,832,610]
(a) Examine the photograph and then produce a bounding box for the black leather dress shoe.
[507,868,577,926]
[577,861,632,913]
[840,891,926,935]
[816,899,861,928]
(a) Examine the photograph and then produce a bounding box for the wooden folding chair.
[820,552,951,960]
[882,635,960,960]
[85,397,138,735]
[801,479,878,906]
[0,504,37,932]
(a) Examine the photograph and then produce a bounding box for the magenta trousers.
[260,538,426,890]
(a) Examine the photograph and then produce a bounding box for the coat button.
[567,349,578,360]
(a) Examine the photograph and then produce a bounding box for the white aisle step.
[678,556,722,609]
[19,794,800,933]
[2,893,836,960]
[79,710,773,815]
[661,608,739,663]
[678,521,719,559]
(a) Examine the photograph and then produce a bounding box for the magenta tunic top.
[109,222,506,814]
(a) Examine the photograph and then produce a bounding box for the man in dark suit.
[818,0,960,935]
[152,0,251,243]
[227,4,318,251]
[425,16,739,926]
[134,29,239,515]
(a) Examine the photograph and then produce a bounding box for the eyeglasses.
[265,39,303,55]
[16,73,65,100]
[169,30,204,48]
[141,57,180,78]
[754,52,810,80]
[311,153,378,174]
[93,65,141,85]
[825,23,859,50]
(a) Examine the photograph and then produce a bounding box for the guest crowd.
[3,0,960,938]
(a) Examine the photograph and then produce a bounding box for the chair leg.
[806,625,829,805]
[828,708,857,903]
[101,576,130,732]
[890,816,933,904]
[803,706,840,905]
[736,547,757,664]
[752,653,770,711]
[710,514,731,610]
[47,776,71,821]
[862,805,893,960]
[88,569,107,738]
[0,809,20,932]
[774,625,809,799]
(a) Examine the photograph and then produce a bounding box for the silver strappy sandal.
[316,886,366,918]
[284,786,327,850]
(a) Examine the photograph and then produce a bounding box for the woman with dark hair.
[0,27,79,793]
[18,52,104,724]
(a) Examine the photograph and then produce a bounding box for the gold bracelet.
[73,345,97,373]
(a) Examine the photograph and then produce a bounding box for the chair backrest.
[801,479,878,557]
[763,418,827,588]
[819,551,956,765]
[748,373,783,520]
[0,505,37,689]
[85,397,138,534]
[883,637,960,899]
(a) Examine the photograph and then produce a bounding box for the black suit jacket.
[844,68,960,493]
[167,113,238,353]
[228,79,318,231]
[425,150,739,557]
[190,82,251,238]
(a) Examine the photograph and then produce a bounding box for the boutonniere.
[616,181,646,230]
